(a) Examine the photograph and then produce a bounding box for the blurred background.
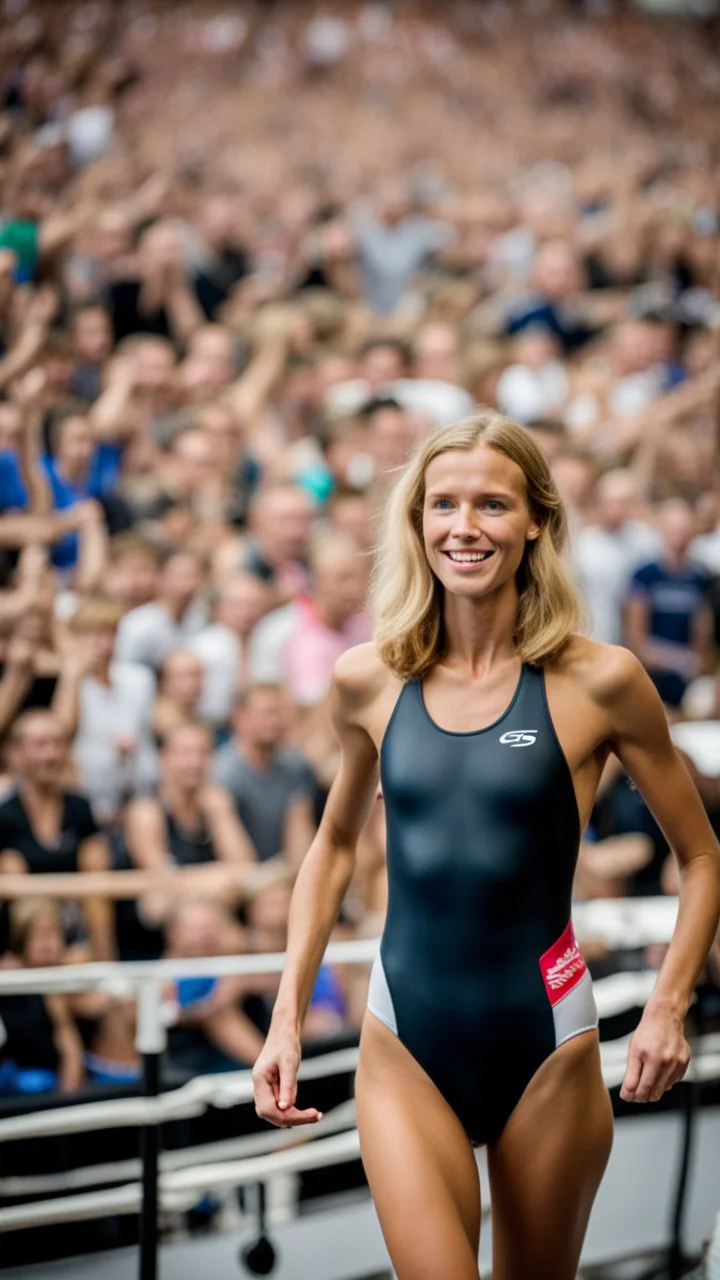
[0,0,719,1275]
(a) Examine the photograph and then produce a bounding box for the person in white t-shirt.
[188,573,270,730]
[114,549,208,671]
[67,596,158,823]
[575,469,661,645]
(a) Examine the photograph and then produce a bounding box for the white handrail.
[0,1130,364,1232]
[0,969,667,1145]
[0,1099,358,1197]
[0,897,681,996]
[2,1035,720,1234]
[0,937,380,995]
[0,1047,360,1143]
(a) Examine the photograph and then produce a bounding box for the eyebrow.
[425,487,517,501]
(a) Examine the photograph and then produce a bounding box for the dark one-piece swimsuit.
[367,662,598,1146]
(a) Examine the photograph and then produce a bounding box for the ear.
[526,519,542,542]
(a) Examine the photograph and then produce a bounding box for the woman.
[0,899,84,1095]
[152,648,205,745]
[252,411,720,1280]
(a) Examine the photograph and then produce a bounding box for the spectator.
[0,898,84,1094]
[352,179,455,315]
[249,533,370,706]
[625,498,713,708]
[152,649,204,744]
[504,241,595,354]
[70,304,114,403]
[0,710,114,960]
[124,720,257,881]
[108,220,203,347]
[217,482,313,608]
[52,596,156,823]
[187,195,250,321]
[188,573,270,732]
[212,684,316,865]
[575,470,661,645]
[496,328,569,426]
[243,867,348,1040]
[114,548,207,671]
[104,533,160,611]
[163,897,264,1077]
[41,413,121,570]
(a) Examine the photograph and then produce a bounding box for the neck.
[239,738,273,770]
[161,781,199,814]
[20,779,60,807]
[57,459,87,486]
[441,581,519,677]
[159,595,186,623]
[313,599,343,632]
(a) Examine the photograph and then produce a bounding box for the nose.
[451,502,481,539]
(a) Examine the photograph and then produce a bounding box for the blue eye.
[484,500,504,513]
[433,499,453,509]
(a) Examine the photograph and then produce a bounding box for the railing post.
[136,978,165,1280]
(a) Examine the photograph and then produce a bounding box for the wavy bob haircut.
[371,409,581,680]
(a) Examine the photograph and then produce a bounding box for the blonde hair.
[70,594,124,632]
[9,897,62,957]
[371,409,580,680]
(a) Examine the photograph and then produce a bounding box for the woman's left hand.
[620,1004,691,1104]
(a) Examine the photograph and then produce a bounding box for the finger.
[254,1098,323,1129]
[620,1048,645,1101]
[277,1104,324,1127]
[277,1057,299,1112]
[253,1067,281,1119]
[647,1063,676,1104]
[621,1053,657,1103]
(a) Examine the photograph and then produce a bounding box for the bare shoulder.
[201,783,233,812]
[553,634,647,708]
[125,794,162,825]
[332,642,393,708]
[331,644,401,742]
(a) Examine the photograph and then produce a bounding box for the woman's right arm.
[252,648,381,1129]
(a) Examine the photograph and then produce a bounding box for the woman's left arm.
[603,650,720,1104]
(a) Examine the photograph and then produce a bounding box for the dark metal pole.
[136,980,165,1280]
[139,1049,161,1280]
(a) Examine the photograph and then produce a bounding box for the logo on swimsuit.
[498,729,538,747]
[539,921,588,1007]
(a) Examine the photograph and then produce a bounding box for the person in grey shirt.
[212,683,316,866]
[352,181,455,315]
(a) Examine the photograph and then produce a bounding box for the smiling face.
[422,444,541,601]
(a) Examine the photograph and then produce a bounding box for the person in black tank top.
[0,710,113,961]
[252,412,720,1280]
[123,719,257,880]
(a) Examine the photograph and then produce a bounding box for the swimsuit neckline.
[416,662,528,738]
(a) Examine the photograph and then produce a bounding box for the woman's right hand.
[252,1028,323,1129]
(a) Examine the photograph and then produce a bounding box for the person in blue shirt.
[0,447,29,513]
[503,241,595,355]
[625,498,713,708]
[40,412,121,570]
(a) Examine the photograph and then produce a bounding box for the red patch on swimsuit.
[539,920,587,1006]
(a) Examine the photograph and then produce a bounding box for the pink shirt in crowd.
[283,598,373,705]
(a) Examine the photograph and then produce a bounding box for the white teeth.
[446,551,492,563]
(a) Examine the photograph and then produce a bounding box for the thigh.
[356,1011,482,1280]
[488,1030,613,1280]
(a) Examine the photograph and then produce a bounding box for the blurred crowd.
[0,0,720,1095]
